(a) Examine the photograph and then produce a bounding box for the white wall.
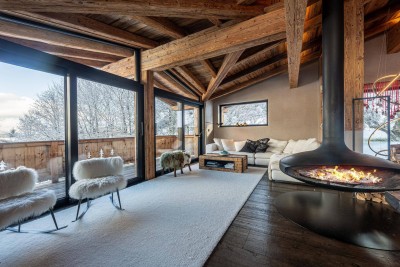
[209,63,320,142]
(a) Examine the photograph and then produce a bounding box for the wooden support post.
[142,70,156,180]
[344,0,364,149]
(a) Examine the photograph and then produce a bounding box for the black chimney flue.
[279,0,400,192]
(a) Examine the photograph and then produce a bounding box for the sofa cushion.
[292,138,319,153]
[283,139,296,154]
[255,138,270,153]
[266,139,288,154]
[221,139,235,151]
[240,139,258,153]
[234,141,246,152]
[254,152,274,159]
[213,138,223,150]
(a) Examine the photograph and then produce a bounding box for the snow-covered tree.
[15,80,136,142]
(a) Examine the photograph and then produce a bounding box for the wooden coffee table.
[199,154,248,173]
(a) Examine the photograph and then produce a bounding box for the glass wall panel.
[184,105,199,159]
[77,78,137,180]
[0,62,66,198]
[155,97,183,171]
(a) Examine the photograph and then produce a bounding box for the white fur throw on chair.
[0,167,37,200]
[0,167,57,230]
[73,157,123,180]
[69,157,126,200]
[0,190,56,230]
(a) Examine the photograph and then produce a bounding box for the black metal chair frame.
[6,208,68,233]
[73,188,123,221]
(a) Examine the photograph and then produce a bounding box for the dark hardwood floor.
[205,173,400,267]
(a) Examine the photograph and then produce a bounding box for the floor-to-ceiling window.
[155,97,183,171]
[0,62,66,198]
[184,105,200,159]
[77,78,138,180]
[154,91,202,174]
[0,40,144,204]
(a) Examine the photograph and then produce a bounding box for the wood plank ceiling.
[0,0,398,101]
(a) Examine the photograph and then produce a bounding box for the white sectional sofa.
[206,138,319,183]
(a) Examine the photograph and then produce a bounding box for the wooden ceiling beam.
[0,0,266,20]
[155,71,198,99]
[102,57,136,79]
[284,0,308,88]
[175,66,207,94]
[169,69,202,96]
[202,50,244,101]
[212,50,320,100]
[387,21,400,54]
[60,57,108,68]
[222,38,320,85]
[2,11,158,49]
[211,65,288,100]
[0,20,133,57]
[201,59,218,78]
[0,36,123,63]
[237,0,257,5]
[365,17,400,39]
[141,6,286,71]
[234,39,285,68]
[130,16,186,39]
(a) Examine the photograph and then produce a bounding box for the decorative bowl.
[219,150,229,156]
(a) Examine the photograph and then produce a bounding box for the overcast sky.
[0,62,63,135]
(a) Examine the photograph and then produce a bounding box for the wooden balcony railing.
[0,135,197,183]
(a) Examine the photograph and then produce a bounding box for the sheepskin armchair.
[160,151,192,177]
[0,167,60,232]
[69,157,127,220]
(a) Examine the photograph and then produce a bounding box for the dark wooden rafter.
[0,19,133,57]
[284,0,308,88]
[1,11,158,48]
[169,69,203,96]
[154,71,198,99]
[0,36,123,63]
[211,49,321,100]
[387,21,400,53]
[201,59,218,78]
[0,0,266,20]
[202,50,244,101]
[174,66,206,94]
[130,16,186,39]
[222,38,320,86]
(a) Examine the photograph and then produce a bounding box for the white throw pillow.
[213,138,223,150]
[234,141,246,152]
[283,139,296,154]
[221,139,235,151]
[292,138,318,154]
[266,139,288,154]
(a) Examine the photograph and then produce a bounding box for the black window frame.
[0,38,145,208]
[218,99,268,127]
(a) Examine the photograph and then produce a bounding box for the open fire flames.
[297,166,383,185]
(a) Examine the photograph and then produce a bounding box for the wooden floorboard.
[205,173,400,267]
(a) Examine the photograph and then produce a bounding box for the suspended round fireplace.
[279,0,400,190]
[275,0,400,251]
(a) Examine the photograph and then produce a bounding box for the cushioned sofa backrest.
[0,166,37,200]
[73,157,123,180]
[266,139,288,154]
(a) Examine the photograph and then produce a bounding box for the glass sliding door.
[0,62,66,198]
[155,97,183,171]
[77,77,137,180]
[184,105,200,159]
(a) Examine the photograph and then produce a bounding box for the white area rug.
[0,164,265,267]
